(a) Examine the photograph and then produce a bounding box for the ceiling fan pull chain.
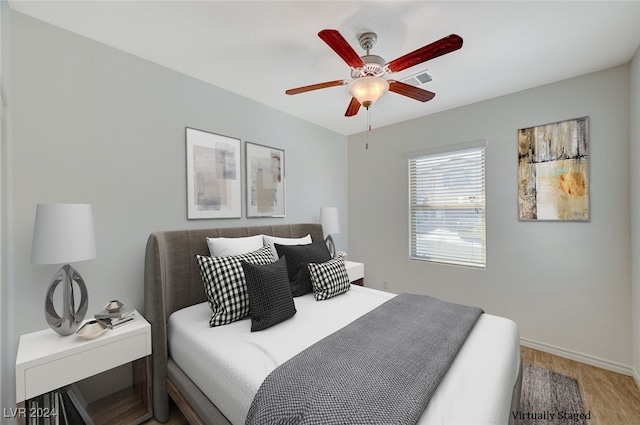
[366,107,372,150]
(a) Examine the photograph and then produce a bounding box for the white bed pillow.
[263,234,312,259]
[207,234,264,257]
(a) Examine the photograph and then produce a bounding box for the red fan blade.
[318,29,365,68]
[388,81,436,102]
[285,80,348,95]
[386,34,463,73]
[345,97,361,117]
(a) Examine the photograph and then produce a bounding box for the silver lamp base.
[45,264,89,336]
[325,235,336,258]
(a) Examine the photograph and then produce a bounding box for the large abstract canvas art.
[186,127,241,219]
[518,117,589,221]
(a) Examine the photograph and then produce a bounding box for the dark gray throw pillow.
[242,256,296,332]
[275,241,332,296]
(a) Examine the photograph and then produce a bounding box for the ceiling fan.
[285,29,463,117]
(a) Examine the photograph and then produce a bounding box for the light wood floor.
[143,347,640,425]
[521,346,640,425]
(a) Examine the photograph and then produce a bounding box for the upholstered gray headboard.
[143,223,324,421]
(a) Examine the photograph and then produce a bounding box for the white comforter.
[168,285,520,425]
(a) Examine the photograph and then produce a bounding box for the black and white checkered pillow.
[196,246,275,327]
[308,257,350,301]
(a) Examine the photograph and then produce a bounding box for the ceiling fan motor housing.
[351,32,387,78]
[351,54,386,78]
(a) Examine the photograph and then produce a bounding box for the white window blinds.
[409,143,486,268]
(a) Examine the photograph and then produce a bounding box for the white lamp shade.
[31,203,97,265]
[348,76,389,105]
[320,207,340,235]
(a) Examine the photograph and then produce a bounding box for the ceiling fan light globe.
[348,76,389,105]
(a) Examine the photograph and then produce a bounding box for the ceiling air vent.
[401,70,433,87]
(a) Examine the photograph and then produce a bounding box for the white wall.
[0,0,12,415]
[348,65,632,371]
[631,45,640,386]
[1,11,348,410]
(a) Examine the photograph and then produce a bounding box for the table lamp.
[31,203,97,336]
[320,207,340,258]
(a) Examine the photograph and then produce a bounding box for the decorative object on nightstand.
[31,203,97,336]
[94,300,134,319]
[75,319,108,340]
[104,299,124,312]
[320,206,340,258]
[95,300,136,329]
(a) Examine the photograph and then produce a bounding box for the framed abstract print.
[245,142,285,217]
[186,127,241,219]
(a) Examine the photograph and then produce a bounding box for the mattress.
[168,285,520,425]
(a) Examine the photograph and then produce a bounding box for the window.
[409,142,486,268]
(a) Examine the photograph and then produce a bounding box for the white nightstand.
[15,310,152,425]
[344,260,365,286]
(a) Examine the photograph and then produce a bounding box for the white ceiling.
[8,1,640,136]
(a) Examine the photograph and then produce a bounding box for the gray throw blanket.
[245,293,483,425]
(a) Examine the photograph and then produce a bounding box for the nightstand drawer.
[22,332,147,401]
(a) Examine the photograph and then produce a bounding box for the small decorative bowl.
[76,319,108,339]
[104,300,124,312]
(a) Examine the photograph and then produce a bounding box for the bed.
[144,223,523,425]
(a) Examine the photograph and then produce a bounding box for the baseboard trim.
[520,337,633,376]
[634,368,640,390]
